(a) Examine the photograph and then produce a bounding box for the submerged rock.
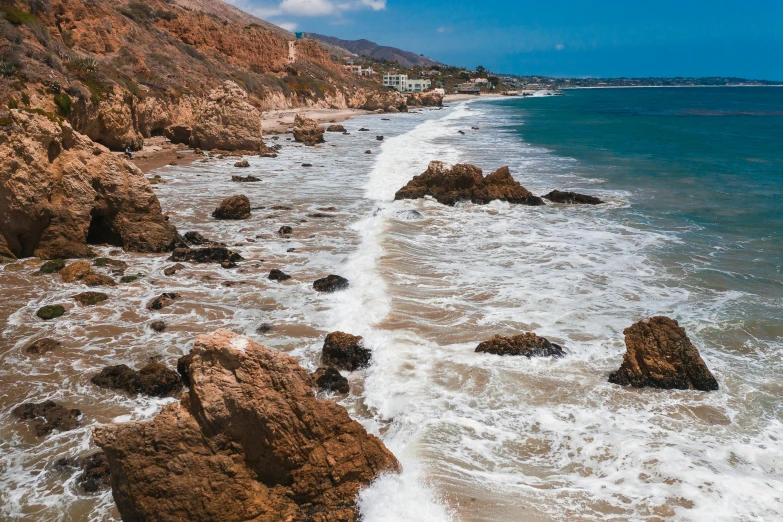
[395,162,545,206]
[60,261,93,283]
[231,175,261,182]
[73,292,109,306]
[609,316,719,391]
[292,114,325,146]
[169,247,243,264]
[81,274,116,287]
[13,401,81,437]
[475,333,565,358]
[268,269,291,281]
[322,332,371,371]
[39,259,66,274]
[93,329,400,522]
[543,190,603,205]
[147,293,178,311]
[91,363,183,397]
[313,274,349,293]
[25,338,62,355]
[212,195,251,220]
[37,305,66,320]
[0,110,178,260]
[312,367,350,394]
[150,321,167,333]
[164,263,186,276]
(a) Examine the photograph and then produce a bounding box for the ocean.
[1,86,781,521]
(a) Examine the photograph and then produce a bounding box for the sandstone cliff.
[93,329,400,522]
[0,109,177,259]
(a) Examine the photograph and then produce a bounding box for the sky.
[227,0,783,80]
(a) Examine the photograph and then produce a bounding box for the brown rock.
[150,321,167,333]
[147,293,179,311]
[356,91,408,113]
[169,247,243,264]
[212,195,251,220]
[268,269,291,281]
[81,274,117,287]
[313,274,349,293]
[92,363,183,397]
[13,401,81,437]
[292,114,325,146]
[60,261,93,283]
[278,225,293,237]
[93,329,400,522]
[326,124,346,132]
[609,316,719,391]
[395,162,545,206]
[78,452,111,492]
[0,111,178,260]
[322,332,371,371]
[543,190,603,205]
[406,91,444,107]
[312,367,350,394]
[232,175,261,182]
[26,338,62,355]
[73,292,109,306]
[475,333,565,358]
[164,263,186,276]
[234,159,250,168]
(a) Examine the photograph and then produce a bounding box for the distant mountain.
[308,34,440,68]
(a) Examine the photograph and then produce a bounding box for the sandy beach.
[261,107,372,134]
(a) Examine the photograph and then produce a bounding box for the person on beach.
[124,146,133,159]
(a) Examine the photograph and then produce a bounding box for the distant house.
[455,83,480,95]
[382,74,431,93]
[345,65,375,76]
[470,78,489,84]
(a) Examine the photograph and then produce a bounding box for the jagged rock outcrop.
[352,90,408,113]
[609,316,719,391]
[212,195,251,220]
[190,81,272,153]
[395,162,545,206]
[0,110,178,259]
[92,363,183,397]
[475,333,565,358]
[312,367,350,394]
[93,329,400,522]
[406,91,444,107]
[69,87,144,151]
[322,332,372,371]
[543,190,603,205]
[292,114,325,145]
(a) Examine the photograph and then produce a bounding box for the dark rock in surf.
[268,269,291,281]
[164,263,186,276]
[176,351,195,387]
[184,231,207,245]
[78,452,111,492]
[81,274,116,287]
[312,367,350,394]
[169,247,243,264]
[232,175,261,182]
[146,292,178,311]
[36,304,66,320]
[234,159,250,168]
[543,190,603,205]
[212,195,251,220]
[26,338,62,355]
[278,226,293,237]
[13,401,81,437]
[376,136,384,141]
[358,128,370,132]
[39,259,65,274]
[608,316,719,391]
[73,292,109,306]
[476,333,565,358]
[91,363,183,397]
[322,332,371,371]
[395,161,544,207]
[256,323,273,334]
[364,150,372,154]
[313,275,349,293]
[150,321,167,333]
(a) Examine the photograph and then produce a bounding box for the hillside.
[0,0,398,150]
[308,34,440,68]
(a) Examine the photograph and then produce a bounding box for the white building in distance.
[382,74,432,93]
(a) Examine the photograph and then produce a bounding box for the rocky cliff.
[94,329,400,522]
[0,109,177,260]
[0,0,395,150]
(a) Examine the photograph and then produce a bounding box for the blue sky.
[228,0,783,79]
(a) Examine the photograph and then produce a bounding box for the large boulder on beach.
[543,190,603,205]
[189,82,271,153]
[0,110,178,260]
[395,162,544,206]
[476,333,565,358]
[212,195,251,220]
[292,114,325,146]
[354,90,408,113]
[406,91,444,107]
[93,329,400,522]
[609,316,719,391]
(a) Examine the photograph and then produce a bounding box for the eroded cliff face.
[0,110,178,259]
[94,329,400,522]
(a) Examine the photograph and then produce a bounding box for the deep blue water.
[487,87,783,348]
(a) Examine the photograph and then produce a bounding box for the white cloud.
[358,0,386,10]
[436,26,452,34]
[555,43,565,51]
[280,0,335,16]
[278,21,299,31]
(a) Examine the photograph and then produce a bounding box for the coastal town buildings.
[344,65,376,76]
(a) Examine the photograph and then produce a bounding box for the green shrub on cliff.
[0,6,41,26]
[0,62,17,78]
[54,93,72,116]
